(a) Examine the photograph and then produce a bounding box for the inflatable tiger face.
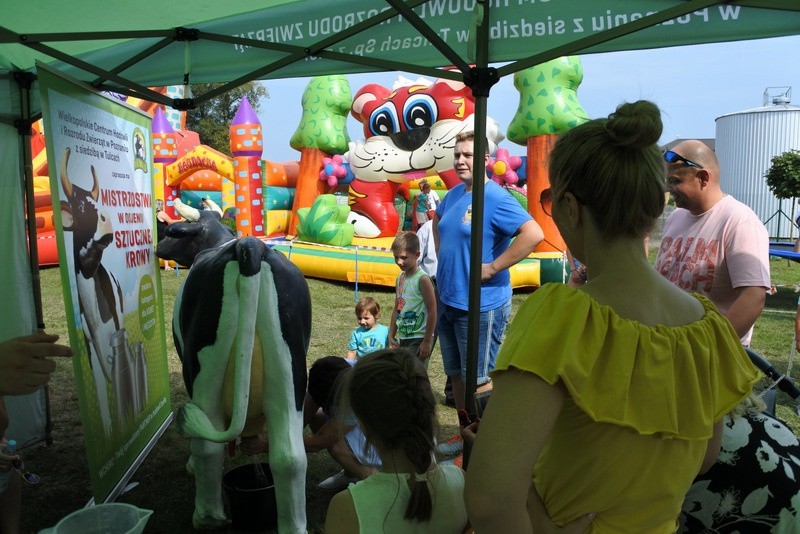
[348,78,476,183]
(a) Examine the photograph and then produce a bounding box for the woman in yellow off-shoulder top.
[464,101,759,534]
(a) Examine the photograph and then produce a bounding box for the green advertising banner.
[37,65,172,504]
[44,0,800,86]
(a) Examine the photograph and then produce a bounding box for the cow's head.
[59,148,113,278]
[156,198,235,267]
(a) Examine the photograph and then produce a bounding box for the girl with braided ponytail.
[325,349,467,533]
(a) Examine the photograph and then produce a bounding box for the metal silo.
[715,87,800,239]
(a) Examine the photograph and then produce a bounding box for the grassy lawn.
[21,253,800,532]
[24,266,458,533]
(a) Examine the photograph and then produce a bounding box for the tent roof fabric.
[2,0,800,114]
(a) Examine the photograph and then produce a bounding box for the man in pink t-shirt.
[655,140,770,346]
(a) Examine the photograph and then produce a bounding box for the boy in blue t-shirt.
[346,297,389,361]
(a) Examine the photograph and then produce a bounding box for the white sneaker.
[318,470,359,492]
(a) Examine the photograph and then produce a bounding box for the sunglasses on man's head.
[664,150,702,169]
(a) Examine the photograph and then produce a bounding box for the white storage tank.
[715,87,800,239]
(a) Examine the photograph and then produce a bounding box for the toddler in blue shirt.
[346,297,389,361]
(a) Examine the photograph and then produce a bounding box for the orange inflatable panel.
[264,160,299,187]
[37,231,59,266]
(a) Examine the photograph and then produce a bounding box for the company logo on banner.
[37,65,172,504]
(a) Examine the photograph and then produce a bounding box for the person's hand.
[0,438,18,474]
[239,434,268,455]
[567,265,587,288]
[417,339,432,361]
[481,262,498,281]
[460,420,480,444]
[0,333,73,396]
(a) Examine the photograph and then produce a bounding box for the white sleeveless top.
[348,464,466,533]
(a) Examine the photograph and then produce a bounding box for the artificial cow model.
[155,198,232,267]
[60,148,147,435]
[157,201,311,532]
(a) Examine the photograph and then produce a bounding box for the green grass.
[23,255,800,532]
[25,267,459,533]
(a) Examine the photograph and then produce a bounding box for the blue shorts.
[438,299,512,385]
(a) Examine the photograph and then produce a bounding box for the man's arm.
[726,286,766,340]
[795,300,800,352]
[418,275,437,360]
[481,219,544,281]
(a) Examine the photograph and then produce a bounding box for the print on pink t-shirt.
[657,236,719,293]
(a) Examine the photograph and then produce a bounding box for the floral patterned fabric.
[680,411,800,533]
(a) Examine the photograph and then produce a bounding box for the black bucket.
[222,462,278,532]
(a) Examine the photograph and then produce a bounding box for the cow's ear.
[165,223,202,238]
[60,200,74,232]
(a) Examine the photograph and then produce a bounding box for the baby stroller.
[746,347,800,416]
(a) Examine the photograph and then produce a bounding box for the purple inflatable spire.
[152,106,175,135]
[232,97,260,126]
[230,97,263,157]
[152,107,178,164]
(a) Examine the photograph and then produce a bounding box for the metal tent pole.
[462,0,498,468]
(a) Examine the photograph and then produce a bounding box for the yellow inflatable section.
[266,237,567,289]
[264,160,299,237]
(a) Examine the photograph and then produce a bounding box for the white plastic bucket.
[38,503,152,534]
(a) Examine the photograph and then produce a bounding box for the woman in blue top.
[432,131,544,416]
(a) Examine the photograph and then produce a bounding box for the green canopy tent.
[2,0,799,446]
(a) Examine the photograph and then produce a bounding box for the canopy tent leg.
[14,72,45,332]
[13,71,52,444]
[461,0,498,470]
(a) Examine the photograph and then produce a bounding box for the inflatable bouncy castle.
[34,59,588,288]
[264,62,590,288]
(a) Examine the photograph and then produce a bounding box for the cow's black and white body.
[60,148,146,434]
[157,203,310,532]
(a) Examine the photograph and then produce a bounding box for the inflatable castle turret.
[230,98,264,237]
[152,107,179,218]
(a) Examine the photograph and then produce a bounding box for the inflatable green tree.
[507,56,589,142]
[288,75,352,236]
[506,56,589,253]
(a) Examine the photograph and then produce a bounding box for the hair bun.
[605,100,663,148]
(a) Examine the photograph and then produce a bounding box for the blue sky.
[256,34,800,163]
